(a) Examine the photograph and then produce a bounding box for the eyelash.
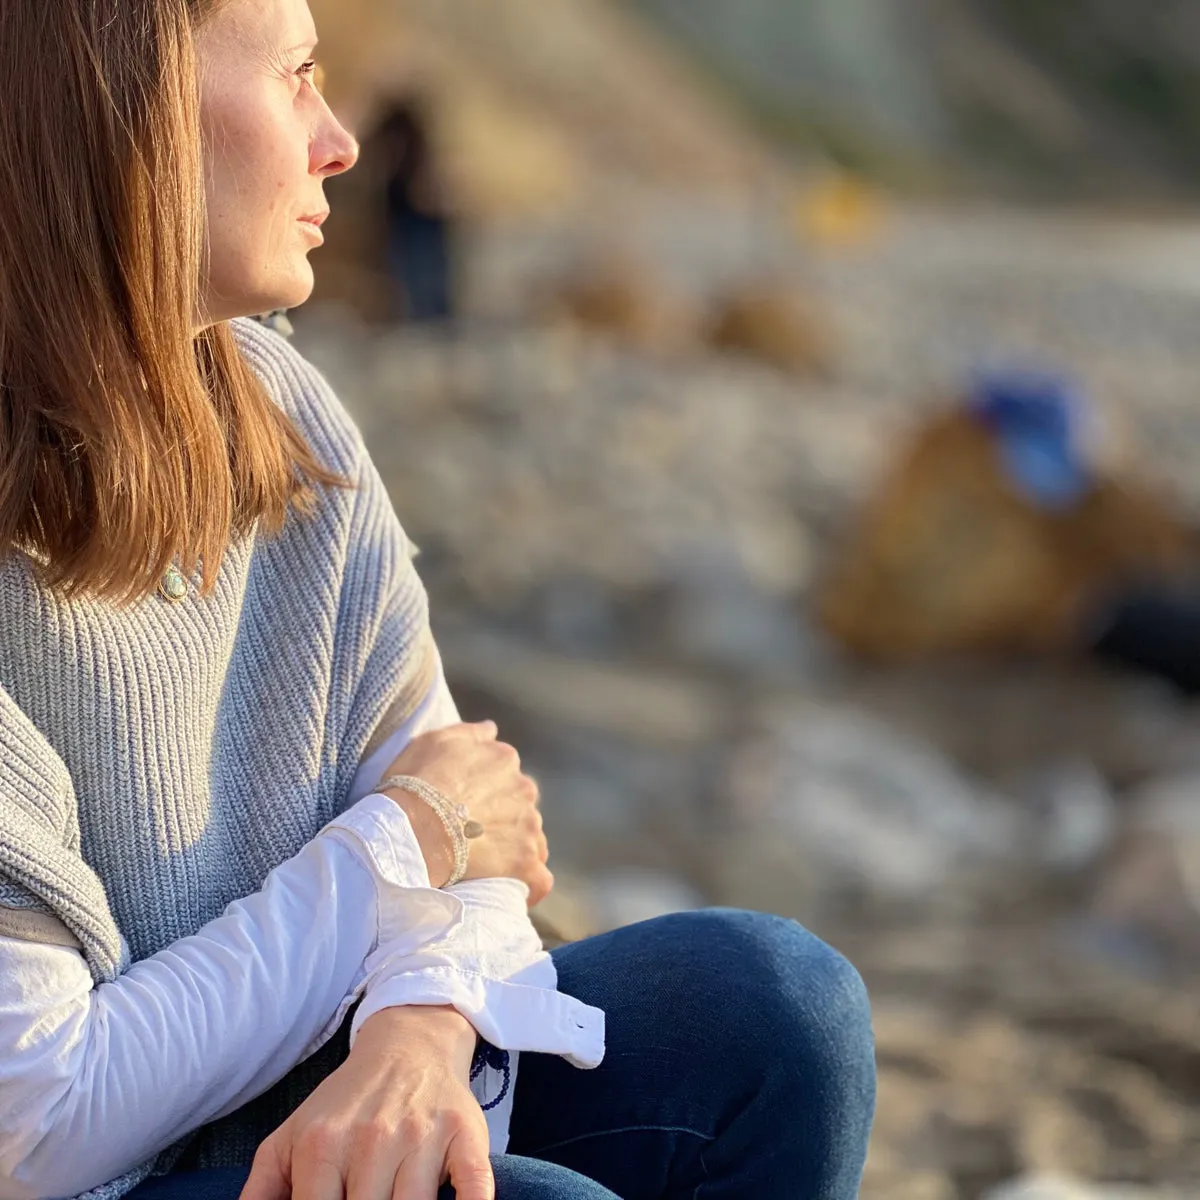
[297,60,318,84]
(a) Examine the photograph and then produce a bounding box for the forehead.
[198,0,316,55]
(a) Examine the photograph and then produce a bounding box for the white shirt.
[0,684,605,1200]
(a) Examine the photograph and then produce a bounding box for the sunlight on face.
[195,0,358,325]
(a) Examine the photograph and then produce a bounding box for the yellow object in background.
[795,171,885,249]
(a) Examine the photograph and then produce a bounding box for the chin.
[266,265,316,314]
[240,263,316,319]
[202,263,315,325]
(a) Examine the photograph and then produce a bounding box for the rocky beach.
[292,196,1200,1198]
[299,2,1200,1193]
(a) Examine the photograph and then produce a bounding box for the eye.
[296,60,320,87]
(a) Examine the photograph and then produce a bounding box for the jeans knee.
[683,909,875,1090]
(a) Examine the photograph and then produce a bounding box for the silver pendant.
[158,564,188,602]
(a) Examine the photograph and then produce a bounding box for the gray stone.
[589,869,705,931]
[726,702,1025,903]
[1021,759,1118,874]
[985,1177,1181,1200]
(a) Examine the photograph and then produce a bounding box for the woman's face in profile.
[195,0,358,325]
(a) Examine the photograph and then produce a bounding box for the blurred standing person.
[377,95,457,324]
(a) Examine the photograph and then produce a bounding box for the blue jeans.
[131,910,876,1199]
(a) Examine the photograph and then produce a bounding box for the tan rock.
[702,284,833,377]
[538,258,695,356]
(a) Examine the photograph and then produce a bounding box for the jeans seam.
[694,1137,712,1199]
[524,1123,714,1158]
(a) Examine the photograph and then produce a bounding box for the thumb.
[445,1125,495,1200]
[466,720,498,741]
[239,1134,291,1200]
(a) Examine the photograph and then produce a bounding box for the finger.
[468,720,498,741]
[344,1124,404,1200]
[240,1137,291,1200]
[294,1155,346,1200]
[390,1139,446,1200]
[445,1124,495,1200]
[522,806,544,844]
[527,866,554,907]
[292,1134,348,1200]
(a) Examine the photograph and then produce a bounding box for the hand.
[240,1007,493,1200]
[380,722,552,905]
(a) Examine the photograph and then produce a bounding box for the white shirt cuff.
[321,792,463,950]
[348,877,605,1070]
[349,962,606,1069]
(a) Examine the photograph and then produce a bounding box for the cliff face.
[308,0,789,220]
[307,0,1200,200]
[633,0,1200,199]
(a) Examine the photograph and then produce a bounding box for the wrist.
[383,788,454,888]
[354,1005,478,1077]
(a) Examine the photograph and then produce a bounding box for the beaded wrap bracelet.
[376,774,484,887]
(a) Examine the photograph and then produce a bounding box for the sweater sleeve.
[0,798,461,1200]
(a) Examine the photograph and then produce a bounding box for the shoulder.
[230,316,366,478]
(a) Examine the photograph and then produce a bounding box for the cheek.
[203,93,298,234]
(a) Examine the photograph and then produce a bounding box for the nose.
[311,101,360,179]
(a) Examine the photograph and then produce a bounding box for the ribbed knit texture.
[0,319,439,1200]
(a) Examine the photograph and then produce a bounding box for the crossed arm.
[0,677,601,1200]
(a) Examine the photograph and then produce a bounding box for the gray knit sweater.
[0,319,439,1198]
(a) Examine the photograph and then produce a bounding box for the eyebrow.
[283,38,318,56]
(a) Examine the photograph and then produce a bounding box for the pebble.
[985,1176,1185,1200]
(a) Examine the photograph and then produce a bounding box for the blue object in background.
[968,367,1094,510]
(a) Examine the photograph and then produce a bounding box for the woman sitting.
[0,1,876,1197]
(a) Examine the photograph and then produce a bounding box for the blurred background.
[295,2,1200,1196]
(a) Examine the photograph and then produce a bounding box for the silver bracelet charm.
[376,774,483,886]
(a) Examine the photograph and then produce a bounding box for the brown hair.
[0,0,351,606]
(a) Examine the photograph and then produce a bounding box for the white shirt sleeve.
[345,664,605,1071]
[0,662,606,1198]
[0,797,461,1200]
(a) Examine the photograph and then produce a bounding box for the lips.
[299,211,329,227]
